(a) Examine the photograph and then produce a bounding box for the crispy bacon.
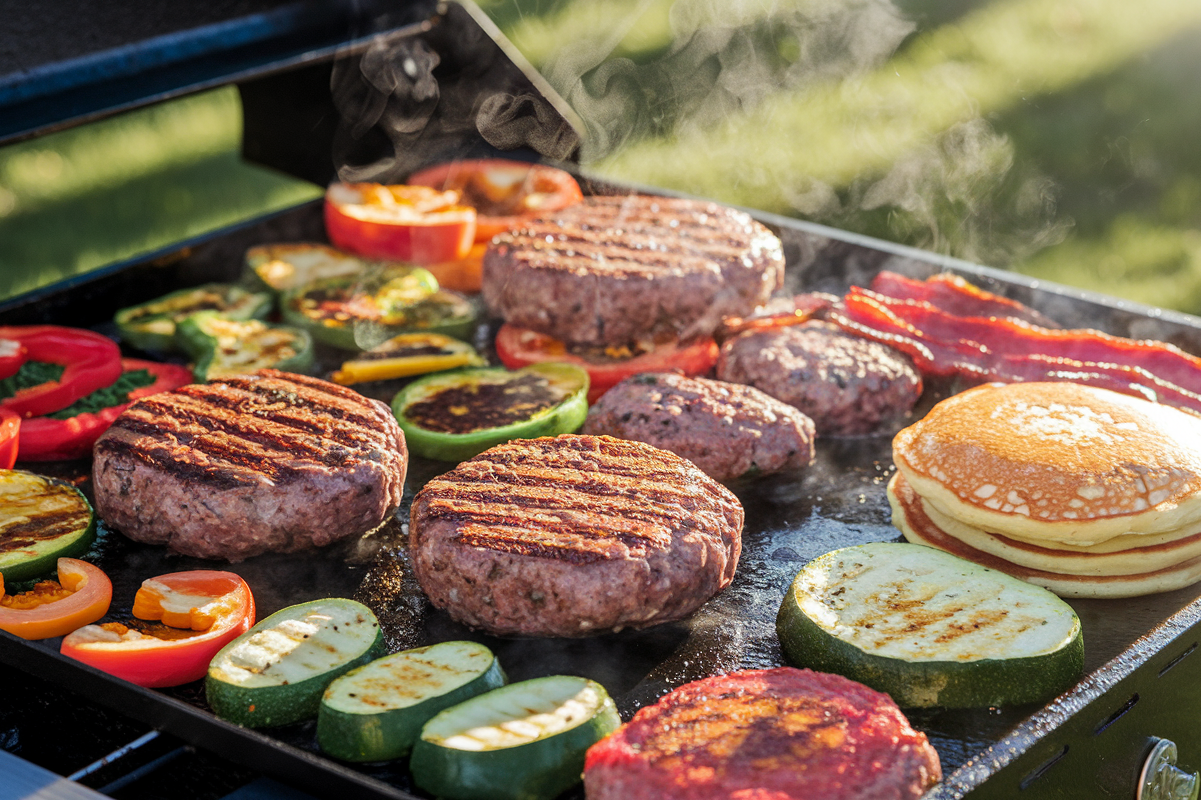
[870,271,1060,328]
[829,286,1201,415]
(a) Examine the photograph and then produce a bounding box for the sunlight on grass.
[595,0,1201,214]
[1016,217,1201,312]
[0,87,321,301]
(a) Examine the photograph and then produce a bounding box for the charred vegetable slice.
[176,312,314,381]
[280,268,440,350]
[206,598,385,728]
[0,470,95,582]
[0,558,111,640]
[243,242,374,293]
[331,333,483,385]
[410,675,620,800]
[776,542,1084,708]
[317,641,506,762]
[114,284,273,352]
[391,362,589,461]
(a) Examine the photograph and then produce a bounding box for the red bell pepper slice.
[0,326,123,418]
[61,570,255,688]
[325,182,477,264]
[19,358,192,462]
[0,558,112,640]
[0,409,18,468]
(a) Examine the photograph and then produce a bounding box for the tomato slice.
[494,323,719,403]
[0,408,18,468]
[0,558,112,640]
[325,183,477,264]
[61,570,255,688]
[408,159,583,242]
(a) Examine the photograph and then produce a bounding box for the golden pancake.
[893,382,1201,547]
[889,472,1201,598]
[894,473,1201,576]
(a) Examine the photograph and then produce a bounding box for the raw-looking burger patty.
[585,667,941,800]
[409,434,743,637]
[718,321,923,436]
[93,369,407,561]
[582,372,816,482]
[482,195,785,347]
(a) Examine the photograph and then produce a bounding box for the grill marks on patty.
[417,435,732,564]
[506,198,761,278]
[97,370,393,488]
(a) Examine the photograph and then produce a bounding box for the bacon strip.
[828,287,1201,415]
[870,271,1060,328]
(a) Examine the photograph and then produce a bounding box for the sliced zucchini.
[280,268,440,350]
[114,283,273,352]
[317,640,505,762]
[206,598,385,728]
[391,362,589,461]
[392,290,478,341]
[330,333,484,385]
[244,243,374,293]
[0,470,95,582]
[411,675,620,800]
[776,542,1084,708]
[176,312,314,381]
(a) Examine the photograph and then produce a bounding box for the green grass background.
[2,0,1200,311]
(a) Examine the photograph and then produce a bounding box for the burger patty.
[93,369,407,561]
[584,667,941,800]
[482,195,784,346]
[718,321,923,436]
[582,372,816,482]
[408,434,743,637]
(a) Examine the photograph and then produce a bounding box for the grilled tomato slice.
[325,183,477,264]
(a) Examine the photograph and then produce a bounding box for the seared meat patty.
[585,668,941,800]
[93,369,407,561]
[582,372,815,482]
[409,434,743,637]
[482,195,784,347]
[718,321,923,436]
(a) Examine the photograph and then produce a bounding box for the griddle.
[4,2,1201,798]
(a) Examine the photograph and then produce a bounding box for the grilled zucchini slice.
[411,675,620,800]
[206,598,385,728]
[243,243,373,293]
[317,640,505,762]
[176,312,314,381]
[777,542,1084,708]
[0,470,95,582]
[114,283,272,352]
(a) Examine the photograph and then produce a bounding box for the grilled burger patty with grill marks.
[409,434,743,637]
[482,195,785,347]
[93,369,407,561]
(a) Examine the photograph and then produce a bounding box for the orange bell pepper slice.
[61,570,254,688]
[0,558,112,640]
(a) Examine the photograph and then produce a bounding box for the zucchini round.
[411,675,620,800]
[0,470,95,582]
[243,243,374,294]
[206,598,385,728]
[777,542,1084,708]
[392,362,589,461]
[317,640,505,762]
[176,312,314,381]
[114,283,273,352]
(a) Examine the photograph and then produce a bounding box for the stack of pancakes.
[888,381,1201,598]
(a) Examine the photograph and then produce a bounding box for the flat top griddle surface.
[4,199,1201,800]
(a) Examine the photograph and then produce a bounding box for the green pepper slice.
[392,362,590,461]
[280,268,445,351]
[115,284,273,352]
[176,312,314,382]
[243,242,377,294]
